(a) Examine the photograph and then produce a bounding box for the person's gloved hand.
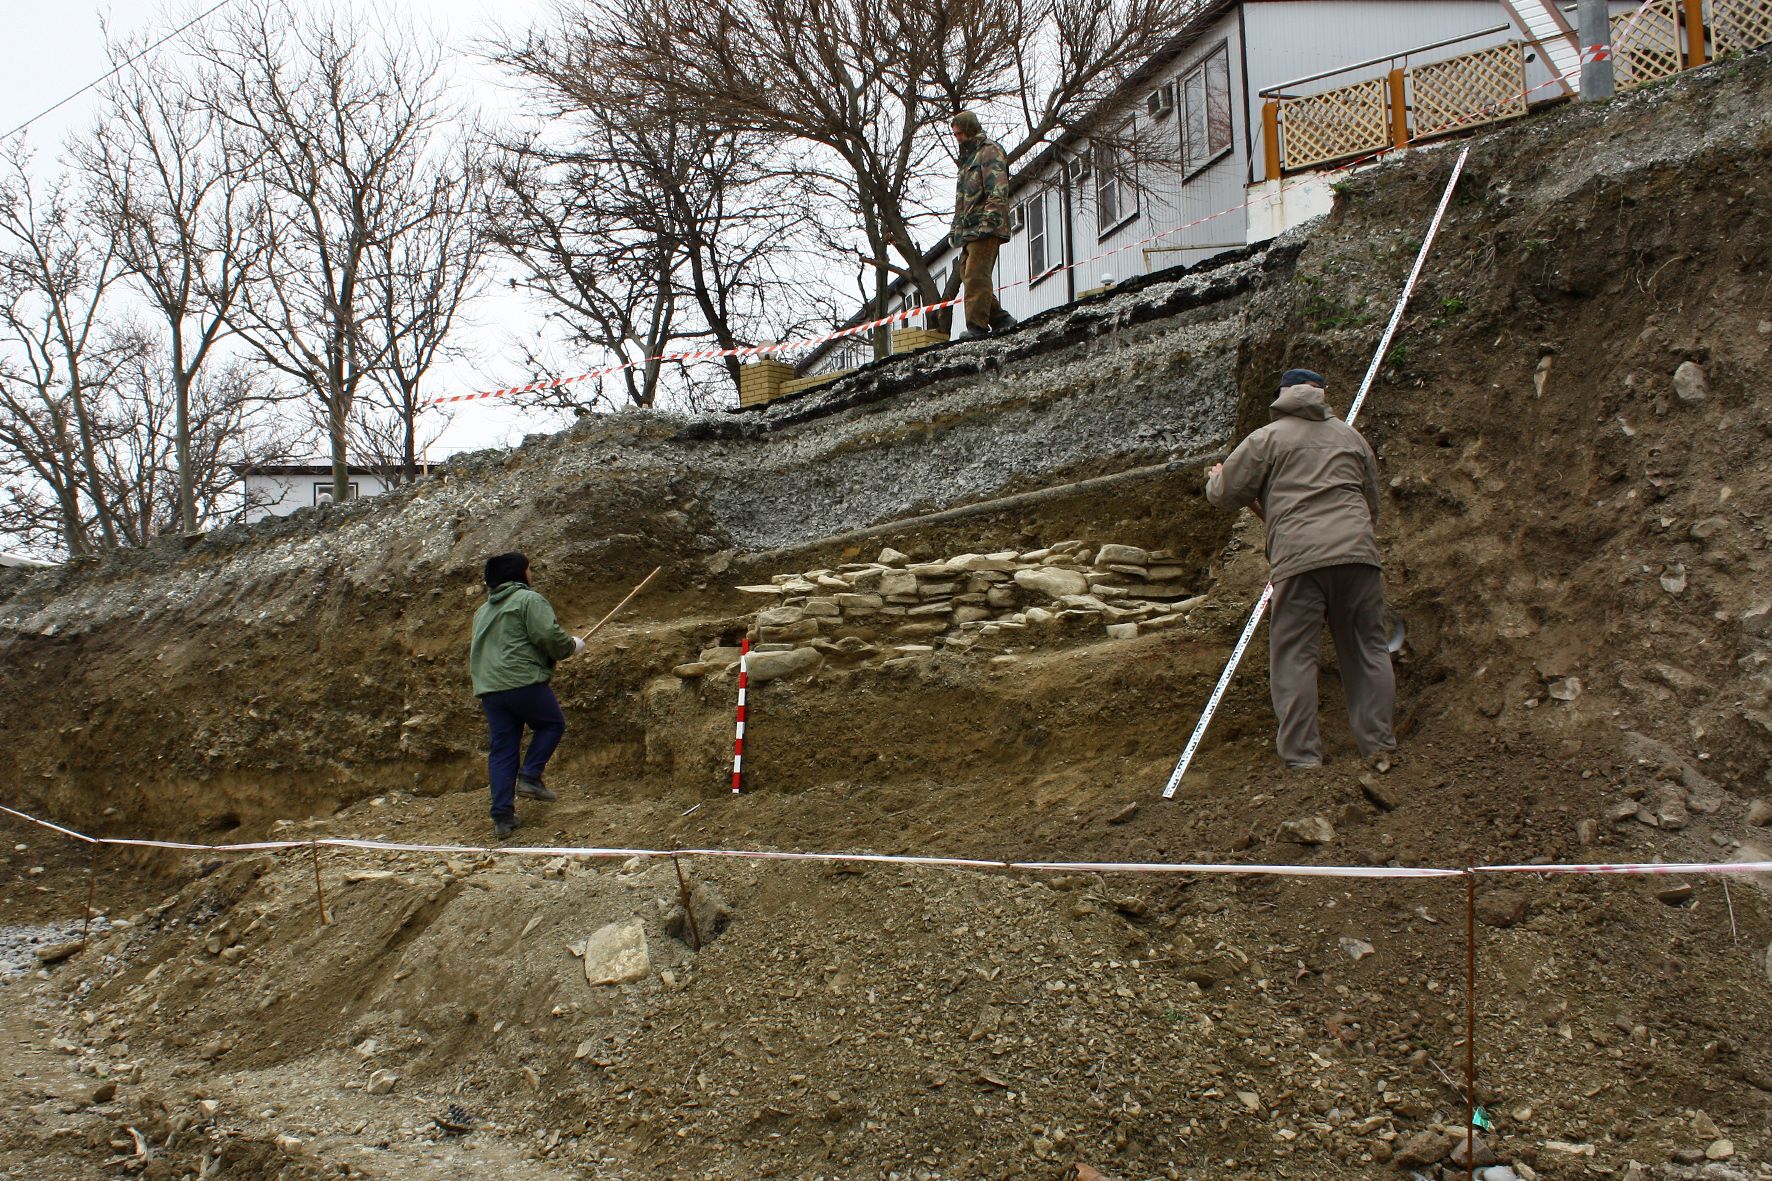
[573,636,586,655]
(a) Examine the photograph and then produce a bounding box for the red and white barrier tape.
[1160,143,1471,800]
[4,804,1768,880]
[731,637,750,795]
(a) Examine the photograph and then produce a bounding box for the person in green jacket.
[470,552,583,838]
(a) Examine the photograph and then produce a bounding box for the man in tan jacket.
[1205,369,1397,771]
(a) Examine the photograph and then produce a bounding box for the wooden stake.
[576,566,663,642]
[311,840,332,926]
[672,855,702,951]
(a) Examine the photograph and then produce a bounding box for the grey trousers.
[1268,563,1396,766]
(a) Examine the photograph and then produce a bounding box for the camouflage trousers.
[960,237,1004,332]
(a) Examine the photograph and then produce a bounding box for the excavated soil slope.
[3,48,1772,1181]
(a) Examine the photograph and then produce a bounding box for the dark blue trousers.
[480,681,566,819]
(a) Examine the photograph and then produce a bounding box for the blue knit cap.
[1279,368,1325,389]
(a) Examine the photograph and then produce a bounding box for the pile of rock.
[675,542,1205,682]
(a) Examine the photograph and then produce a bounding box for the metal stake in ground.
[1160,145,1471,800]
[80,843,98,946]
[730,638,751,794]
[1465,869,1478,1181]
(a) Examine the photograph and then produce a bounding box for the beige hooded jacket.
[1205,383,1382,583]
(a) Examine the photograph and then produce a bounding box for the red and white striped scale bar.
[730,637,750,794]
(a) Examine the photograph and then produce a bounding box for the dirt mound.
[4,48,1772,1181]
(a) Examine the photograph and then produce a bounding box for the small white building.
[234,463,399,523]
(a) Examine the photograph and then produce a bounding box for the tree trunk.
[872,260,889,362]
[328,395,351,504]
[66,379,120,551]
[171,328,196,534]
[174,369,195,533]
[401,385,417,485]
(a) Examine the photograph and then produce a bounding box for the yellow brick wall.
[738,359,796,409]
[891,327,950,355]
[779,370,853,397]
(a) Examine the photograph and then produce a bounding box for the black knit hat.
[1279,368,1326,389]
[484,551,529,588]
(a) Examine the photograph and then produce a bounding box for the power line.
[1,0,238,143]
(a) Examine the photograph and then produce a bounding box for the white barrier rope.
[6,804,1768,881]
[1160,144,1471,801]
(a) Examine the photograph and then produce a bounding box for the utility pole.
[1579,0,1616,100]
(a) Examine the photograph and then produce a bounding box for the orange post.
[1387,68,1410,150]
[1262,101,1282,181]
[1682,0,1707,66]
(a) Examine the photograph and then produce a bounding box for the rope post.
[1465,869,1478,1181]
[731,638,750,794]
[310,840,332,926]
[671,855,703,951]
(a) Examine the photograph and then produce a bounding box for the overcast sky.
[1,0,588,461]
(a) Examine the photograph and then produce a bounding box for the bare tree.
[363,140,494,482]
[86,351,295,543]
[0,145,138,555]
[78,35,263,534]
[198,1,455,503]
[493,133,680,409]
[489,63,833,407]
[523,0,1199,331]
[0,147,286,555]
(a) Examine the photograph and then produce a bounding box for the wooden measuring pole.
[575,567,663,642]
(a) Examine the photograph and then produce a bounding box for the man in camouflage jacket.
[949,111,1017,338]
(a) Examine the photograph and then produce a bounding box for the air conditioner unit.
[1147,83,1175,118]
[1009,202,1026,232]
[1067,156,1092,183]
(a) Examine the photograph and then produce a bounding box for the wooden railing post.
[1387,67,1410,149]
[1682,0,1708,66]
[1262,101,1282,180]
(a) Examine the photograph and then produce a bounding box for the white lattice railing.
[1410,42,1528,139]
[1277,78,1390,172]
[1613,0,1685,87]
[1708,0,1772,54]
[1265,0,1772,179]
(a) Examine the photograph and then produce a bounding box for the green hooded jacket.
[470,582,578,696]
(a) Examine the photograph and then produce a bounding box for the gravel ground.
[0,917,109,979]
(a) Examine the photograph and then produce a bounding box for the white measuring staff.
[1162,145,1471,800]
